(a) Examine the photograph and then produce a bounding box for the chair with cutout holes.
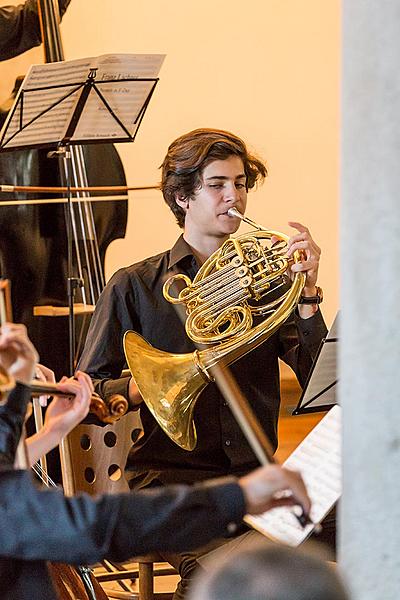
[61,412,176,600]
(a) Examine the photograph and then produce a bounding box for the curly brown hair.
[160,128,268,228]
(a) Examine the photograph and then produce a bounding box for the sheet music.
[244,405,341,546]
[0,53,165,149]
[294,312,339,413]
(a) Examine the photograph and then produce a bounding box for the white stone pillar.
[340,1,400,598]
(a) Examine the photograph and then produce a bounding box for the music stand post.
[0,63,160,374]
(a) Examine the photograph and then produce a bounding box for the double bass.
[0,0,128,379]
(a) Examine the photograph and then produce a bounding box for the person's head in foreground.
[189,537,350,600]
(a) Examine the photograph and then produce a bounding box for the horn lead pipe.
[227,207,265,231]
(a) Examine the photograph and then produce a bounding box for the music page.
[294,313,339,413]
[0,53,165,150]
[244,405,342,546]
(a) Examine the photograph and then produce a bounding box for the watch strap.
[298,285,323,305]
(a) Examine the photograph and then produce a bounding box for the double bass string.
[61,145,98,307]
[54,143,107,312]
[62,144,103,364]
[0,184,158,194]
[74,145,105,297]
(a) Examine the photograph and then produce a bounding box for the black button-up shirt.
[78,235,327,489]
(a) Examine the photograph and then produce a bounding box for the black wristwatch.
[298,285,323,305]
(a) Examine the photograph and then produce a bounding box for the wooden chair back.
[60,413,175,600]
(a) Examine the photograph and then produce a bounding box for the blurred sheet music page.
[244,405,341,546]
[0,53,165,150]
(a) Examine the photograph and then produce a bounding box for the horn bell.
[123,331,208,451]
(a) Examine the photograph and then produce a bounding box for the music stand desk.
[293,312,339,415]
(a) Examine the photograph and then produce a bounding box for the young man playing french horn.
[79,128,327,599]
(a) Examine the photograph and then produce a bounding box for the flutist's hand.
[26,371,93,466]
[45,371,93,437]
[0,322,38,384]
[34,363,56,407]
[238,464,311,516]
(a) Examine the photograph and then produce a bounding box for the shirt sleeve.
[0,384,30,468]
[78,268,140,409]
[278,309,328,388]
[0,0,71,62]
[0,471,246,564]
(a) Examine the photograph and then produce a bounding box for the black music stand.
[292,312,339,415]
[0,54,162,150]
[0,54,163,375]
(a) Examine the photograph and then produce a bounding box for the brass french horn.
[123,208,306,451]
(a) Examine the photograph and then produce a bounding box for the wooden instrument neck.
[38,0,65,63]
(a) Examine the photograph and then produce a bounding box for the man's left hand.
[286,222,321,295]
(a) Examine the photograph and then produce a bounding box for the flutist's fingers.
[55,370,94,399]
[238,464,311,517]
[44,371,94,436]
[35,363,56,406]
[35,363,55,383]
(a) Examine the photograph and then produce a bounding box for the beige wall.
[1,0,340,326]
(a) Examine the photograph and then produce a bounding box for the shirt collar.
[168,234,195,269]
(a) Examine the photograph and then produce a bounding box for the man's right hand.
[238,464,311,517]
[129,377,144,407]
